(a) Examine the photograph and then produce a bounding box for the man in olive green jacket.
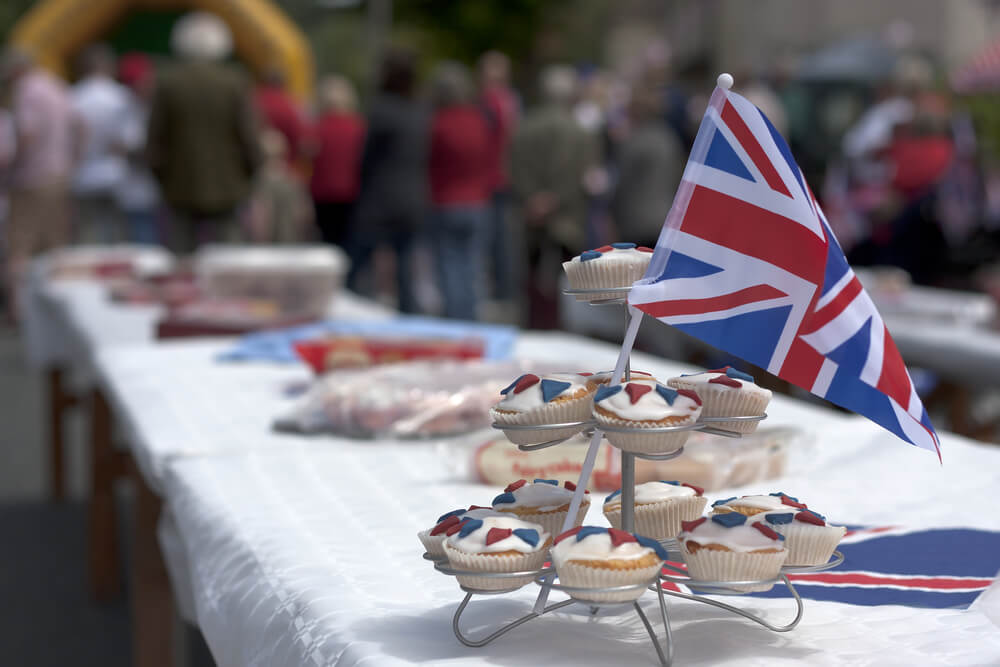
[146,12,261,252]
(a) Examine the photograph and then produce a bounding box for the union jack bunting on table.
[628,81,940,457]
[662,526,1000,609]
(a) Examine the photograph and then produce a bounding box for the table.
[93,331,1000,665]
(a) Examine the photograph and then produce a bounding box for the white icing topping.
[680,519,785,553]
[604,481,697,509]
[668,370,772,400]
[494,372,592,414]
[564,247,653,265]
[594,382,701,422]
[427,508,504,534]
[552,530,657,565]
[714,495,795,512]
[446,515,550,554]
[494,481,588,512]
[588,370,657,384]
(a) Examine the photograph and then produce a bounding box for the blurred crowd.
[1,10,997,328]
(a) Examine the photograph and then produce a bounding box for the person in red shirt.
[478,51,519,301]
[307,76,365,248]
[428,62,491,320]
[254,67,305,172]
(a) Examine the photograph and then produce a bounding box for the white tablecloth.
[90,330,1000,666]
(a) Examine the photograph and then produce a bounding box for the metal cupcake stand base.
[426,288,844,666]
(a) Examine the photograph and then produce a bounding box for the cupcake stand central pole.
[437,286,843,666]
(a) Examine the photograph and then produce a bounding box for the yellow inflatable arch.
[9,0,314,101]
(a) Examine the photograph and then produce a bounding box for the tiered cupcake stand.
[425,287,843,666]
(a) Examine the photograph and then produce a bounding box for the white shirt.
[114,93,160,211]
[71,75,130,194]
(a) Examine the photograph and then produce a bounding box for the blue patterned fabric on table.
[217,316,518,363]
[704,526,999,609]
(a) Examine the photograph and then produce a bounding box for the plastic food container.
[193,244,349,318]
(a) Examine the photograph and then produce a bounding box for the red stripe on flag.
[801,277,864,335]
[684,186,826,283]
[876,325,914,409]
[789,572,994,590]
[721,101,792,197]
[636,284,787,319]
[779,337,826,390]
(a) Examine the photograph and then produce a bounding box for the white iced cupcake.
[562,243,654,301]
[418,505,503,559]
[443,515,551,591]
[603,481,707,539]
[667,366,771,434]
[584,369,657,385]
[551,526,669,602]
[492,478,589,538]
[592,382,702,454]
[678,513,787,592]
[711,492,808,517]
[759,508,846,566]
[490,372,596,445]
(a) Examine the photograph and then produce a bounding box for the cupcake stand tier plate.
[426,287,843,666]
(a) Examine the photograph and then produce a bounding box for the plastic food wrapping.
[293,336,485,373]
[274,360,566,439]
[43,244,174,279]
[193,244,348,318]
[467,426,804,492]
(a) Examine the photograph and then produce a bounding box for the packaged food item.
[473,433,622,491]
[667,366,771,434]
[43,245,173,280]
[490,372,597,445]
[294,336,484,373]
[603,481,706,539]
[193,244,347,318]
[275,360,566,439]
[155,298,316,338]
[592,382,702,453]
[491,478,589,538]
[442,515,551,591]
[562,243,654,300]
[678,513,788,592]
[551,526,668,602]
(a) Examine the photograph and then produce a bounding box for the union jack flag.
[628,83,940,456]
[662,526,1000,609]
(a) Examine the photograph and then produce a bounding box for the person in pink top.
[1,48,80,319]
[478,51,519,302]
[428,62,491,320]
[307,75,365,248]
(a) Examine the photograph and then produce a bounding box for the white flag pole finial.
[717,72,734,90]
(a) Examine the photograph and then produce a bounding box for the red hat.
[118,52,152,88]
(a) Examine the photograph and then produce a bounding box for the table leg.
[130,462,175,667]
[88,388,121,601]
[46,366,72,500]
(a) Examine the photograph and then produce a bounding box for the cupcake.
[759,508,846,566]
[584,369,657,385]
[667,366,771,434]
[551,526,669,602]
[492,478,590,538]
[442,515,551,591]
[678,513,788,592]
[603,481,707,539]
[592,382,702,454]
[491,372,596,445]
[711,492,807,516]
[418,505,503,559]
[563,243,654,301]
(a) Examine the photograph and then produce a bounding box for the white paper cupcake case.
[774,523,847,566]
[563,258,650,301]
[682,547,788,592]
[491,393,593,445]
[497,504,589,540]
[667,380,769,434]
[443,543,550,591]
[554,559,664,602]
[417,530,446,558]
[604,496,708,540]
[593,412,695,453]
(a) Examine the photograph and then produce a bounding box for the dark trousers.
[430,205,487,321]
[313,200,355,249]
[346,223,420,314]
